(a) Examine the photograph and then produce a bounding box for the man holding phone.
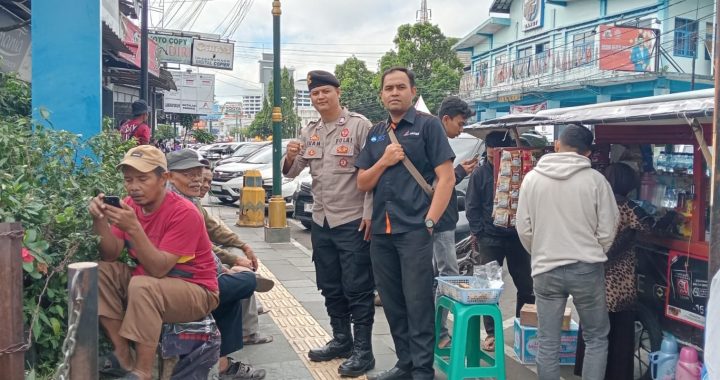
[433,96,478,348]
[89,145,219,380]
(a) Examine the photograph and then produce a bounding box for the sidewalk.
[208,203,580,380]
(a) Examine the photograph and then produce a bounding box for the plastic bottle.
[640,173,656,202]
[650,333,679,380]
[676,346,702,380]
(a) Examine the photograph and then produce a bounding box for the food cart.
[464,88,714,379]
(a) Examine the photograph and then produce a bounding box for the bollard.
[236,169,265,227]
[0,223,24,380]
[66,262,98,380]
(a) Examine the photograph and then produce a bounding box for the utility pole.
[710,0,720,280]
[140,0,149,101]
[266,0,290,242]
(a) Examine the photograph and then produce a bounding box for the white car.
[210,142,309,212]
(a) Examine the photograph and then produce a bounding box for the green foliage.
[179,114,196,129]
[0,73,132,375]
[378,23,464,114]
[155,124,177,140]
[335,56,386,123]
[247,67,300,139]
[192,128,216,144]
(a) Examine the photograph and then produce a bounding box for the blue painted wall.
[32,1,102,143]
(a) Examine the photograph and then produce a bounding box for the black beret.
[307,70,340,91]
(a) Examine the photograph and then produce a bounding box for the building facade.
[455,0,714,120]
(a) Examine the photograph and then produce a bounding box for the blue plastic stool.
[434,295,506,380]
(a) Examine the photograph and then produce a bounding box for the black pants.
[311,219,375,325]
[475,234,535,335]
[371,229,435,380]
[574,309,636,380]
[213,270,257,356]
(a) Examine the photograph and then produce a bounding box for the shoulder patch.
[347,112,369,121]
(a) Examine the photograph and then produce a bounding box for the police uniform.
[282,70,376,376]
[355,107,455,379]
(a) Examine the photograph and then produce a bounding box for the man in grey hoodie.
[516,125,619,380]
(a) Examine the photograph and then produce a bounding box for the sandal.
[243,333,274,345]
[99,352,131,377]
[481,335,495,352]
[220,357,266,379]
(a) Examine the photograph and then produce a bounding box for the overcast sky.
[151,0,492,103]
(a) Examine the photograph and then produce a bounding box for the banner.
[599,25,656,72]
[665,251,708,329]
[510,101,547,114]
[149,33,193,65]
[192,39,234,70]
[523,0,544,31]
[119,16,160,77]
[164,71,215,114]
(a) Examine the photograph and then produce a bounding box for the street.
[205,197,582,379]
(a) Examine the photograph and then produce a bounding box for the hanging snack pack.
[493,148,540,228]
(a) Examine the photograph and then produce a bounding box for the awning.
[453,17,510,50]
[106,67,177,91]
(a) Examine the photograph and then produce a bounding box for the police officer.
[282,70,375,377]
[357,67,456,380]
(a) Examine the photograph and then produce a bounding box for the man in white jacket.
[516,125,619,380]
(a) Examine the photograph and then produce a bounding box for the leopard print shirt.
[604,198,655,312]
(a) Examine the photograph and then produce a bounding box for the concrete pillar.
[32,1,102,145]
[596,94,612,103]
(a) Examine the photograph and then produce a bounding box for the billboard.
[119,16,160,77]
[148,33,193,65]
[164,71,215,114]
[192,39,234,70]
[522,0,544,31]
[223,102,243,115]
[599,25,656,72]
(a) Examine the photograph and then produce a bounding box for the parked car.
[210,141,309,212]
[205,142,245,166]
[292,133,485,233]
[214,142,269,167]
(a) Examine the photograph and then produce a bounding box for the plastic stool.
[434,295,506,380]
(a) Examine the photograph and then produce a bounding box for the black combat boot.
[338,324,375,377]
[308,317,353,361]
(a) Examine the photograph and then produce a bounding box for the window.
[572,31,595,67]
[674,18,698,58]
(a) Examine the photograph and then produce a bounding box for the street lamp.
[265,0,290,242]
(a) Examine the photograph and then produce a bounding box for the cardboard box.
[513,318,578,365]
[519,304,572,331]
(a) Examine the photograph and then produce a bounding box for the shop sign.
[510,101,547,114]
[598,25,656,72]
[0,6,31,82]
[119,15,160,77]
[665,251,708,329]
[192,39,234,70]
[523,0,544,31]
[498,94,522,102]
[149,33,193,65]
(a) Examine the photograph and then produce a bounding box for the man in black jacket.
[465,131,535,352]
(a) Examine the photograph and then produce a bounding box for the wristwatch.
[425,219,435,229]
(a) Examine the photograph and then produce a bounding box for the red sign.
[119,16,160,77]
[665,250,708,329]
[598,25,656,72]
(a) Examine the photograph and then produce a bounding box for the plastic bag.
[472,260,504,289]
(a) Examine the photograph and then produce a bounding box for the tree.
[154,124,176,140]
[247,67,301,139]
[192,128,215,144]
[378,23,464,114]
[335,56,385,123]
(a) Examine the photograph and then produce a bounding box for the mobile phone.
[471,153,481,161]
[103,196,121,208]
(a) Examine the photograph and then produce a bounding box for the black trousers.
[574,309,636,380]
[311,218,375,325]
[475,234,535,335]
[213,270,256,356]
[371,229,435,380]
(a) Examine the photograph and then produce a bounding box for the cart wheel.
[634,303,662,380]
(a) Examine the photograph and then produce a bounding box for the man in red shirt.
[120,100,151,145]
[89,145,219,380]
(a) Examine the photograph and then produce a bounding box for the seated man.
[89,145,219,380]
[166,149,266,379]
